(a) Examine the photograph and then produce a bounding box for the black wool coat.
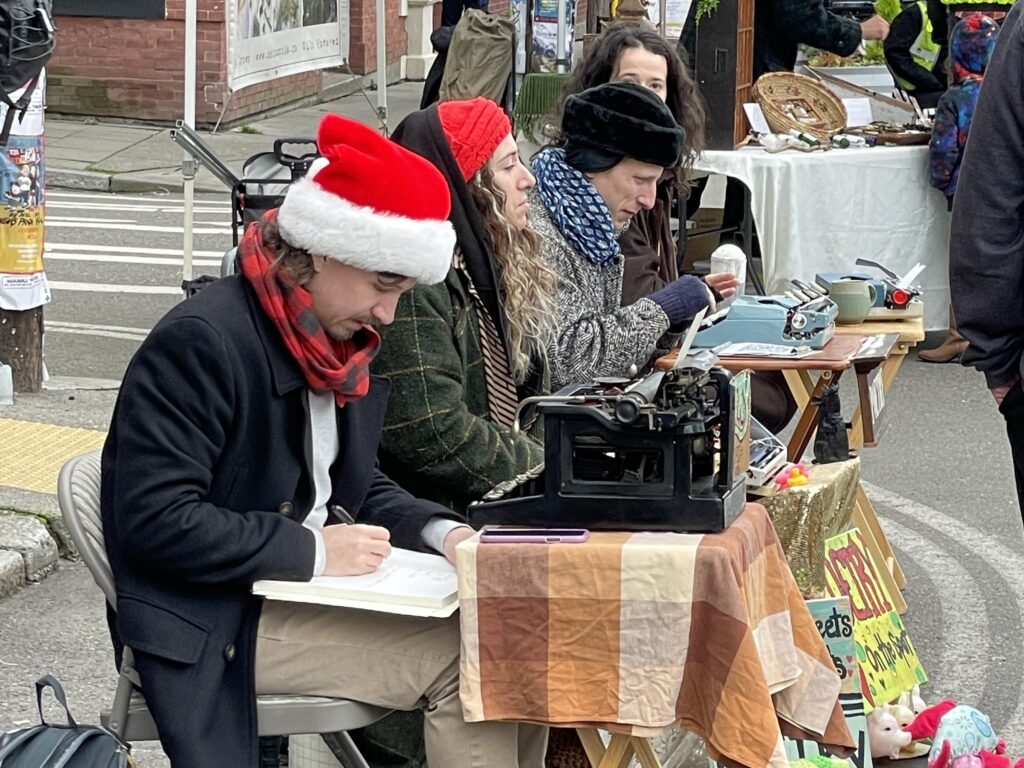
[100,275,456,767]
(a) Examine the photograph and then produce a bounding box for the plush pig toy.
[868,707,913,759]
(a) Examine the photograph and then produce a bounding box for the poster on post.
[823,528,927,710]
[784,597,872,768]
[0,72,50,311]
[227,0,350,91]
[531,0,575,72]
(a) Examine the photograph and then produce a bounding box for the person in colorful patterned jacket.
[921,13,999,364]
[929,12,999,203]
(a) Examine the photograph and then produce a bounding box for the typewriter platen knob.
[791,313,808,330]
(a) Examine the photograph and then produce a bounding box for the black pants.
[999,380,1024,519]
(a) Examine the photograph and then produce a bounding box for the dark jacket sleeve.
[779,0,863,57]
[107,317,315,586]
[950,2,1024,388]
[357,467,464,551]
[885,5,944,93]
[620,193,678,306]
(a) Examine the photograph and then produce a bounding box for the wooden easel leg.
[851,495,909,618]
[855,483,908,590]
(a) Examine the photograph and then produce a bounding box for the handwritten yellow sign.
[823,528,926,710]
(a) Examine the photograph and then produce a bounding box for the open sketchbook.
[253,548,459,618]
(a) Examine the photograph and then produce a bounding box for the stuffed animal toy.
[907,701,1024,768]
[868,707,913,759]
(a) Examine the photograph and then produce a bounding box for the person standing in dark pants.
[949,0,1024,520]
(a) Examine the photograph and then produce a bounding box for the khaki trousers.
[255,601,548,767]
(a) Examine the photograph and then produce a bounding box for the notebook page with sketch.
[253,547,459,618]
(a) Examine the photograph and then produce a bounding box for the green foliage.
[875,0,902,23]
[695,0,719,22]
[239,125,261,135]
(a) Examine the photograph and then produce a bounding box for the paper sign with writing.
[823,529,927,709]
[785,597,872,768]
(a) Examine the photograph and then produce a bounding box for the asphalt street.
[1,189,1021,763]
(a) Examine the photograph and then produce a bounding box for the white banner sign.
[227,0,350,92]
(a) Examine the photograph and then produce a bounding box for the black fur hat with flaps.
[562,81,685,172]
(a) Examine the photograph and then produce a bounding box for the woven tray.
[752,72,847,141]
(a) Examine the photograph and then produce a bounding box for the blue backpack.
[0,676,133,767]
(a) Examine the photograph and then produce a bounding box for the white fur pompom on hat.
[278,113,456,285]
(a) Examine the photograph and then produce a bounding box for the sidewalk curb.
[47,167,226,195]
[0,509,61,600]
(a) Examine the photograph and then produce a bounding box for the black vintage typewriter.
[468,356,747,533]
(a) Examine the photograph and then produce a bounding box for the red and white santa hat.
[278,113,456,285]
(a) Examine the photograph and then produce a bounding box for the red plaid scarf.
[238,211,381,407]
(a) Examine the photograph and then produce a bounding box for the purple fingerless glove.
[647,275,711,330]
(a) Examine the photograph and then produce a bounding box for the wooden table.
[456,505,856,768]
[657,328,912,613]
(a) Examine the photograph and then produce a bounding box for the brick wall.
[47,0,413,125]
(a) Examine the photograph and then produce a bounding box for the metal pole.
[376,0,388,133]
[182,0,198,286]
[556,0,567,73]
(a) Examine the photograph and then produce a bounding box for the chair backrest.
[57,450,117,609]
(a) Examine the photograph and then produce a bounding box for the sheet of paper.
[714,342,815,358]
[743,103,771,135]
[841,98,873,128]
[253,548,458,612]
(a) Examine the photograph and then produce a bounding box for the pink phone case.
[479,527,591,544]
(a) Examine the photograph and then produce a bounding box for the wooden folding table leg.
[632,737,665,768]
[782,368,816,412]
[577,728,607,767]
[599,735,637,768]
[787,371,835,462]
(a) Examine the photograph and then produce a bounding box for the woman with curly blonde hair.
[374,97,556,513]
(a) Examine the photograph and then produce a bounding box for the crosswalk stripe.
[45,221,231,235]
[44,252,221,267]
[48,281,183,294]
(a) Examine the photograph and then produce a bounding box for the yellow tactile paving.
[0,418,106,495]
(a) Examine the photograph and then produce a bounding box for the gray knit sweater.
[530,190,672,390]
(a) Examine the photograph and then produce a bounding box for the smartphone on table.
[479,526,590,544]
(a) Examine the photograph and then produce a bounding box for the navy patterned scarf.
[533,148,621,266]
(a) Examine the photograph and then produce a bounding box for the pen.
[329,504,356,525]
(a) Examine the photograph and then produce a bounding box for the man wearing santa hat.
[100,113,547,768]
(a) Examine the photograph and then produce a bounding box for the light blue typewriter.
[693,293,838,350]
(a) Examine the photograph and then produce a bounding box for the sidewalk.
[45,77,427,195]
[0,79,429,598]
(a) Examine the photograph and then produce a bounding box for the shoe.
[917,335,968,363]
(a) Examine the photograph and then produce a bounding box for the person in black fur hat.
[531,81,735,390]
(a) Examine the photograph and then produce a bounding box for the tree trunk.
[0,307,43,392]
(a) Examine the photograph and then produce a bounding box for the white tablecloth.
[694,146,951,331]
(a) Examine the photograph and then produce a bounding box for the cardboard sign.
[823,529,927,709]
[731,370,751,482]
[785,597,872,768]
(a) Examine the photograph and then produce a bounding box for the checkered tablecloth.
[457,503,855,768]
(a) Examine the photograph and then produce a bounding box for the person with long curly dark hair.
[552,21,733,305]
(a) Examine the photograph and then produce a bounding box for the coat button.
[224,644,236,662]
[278,501,293,517]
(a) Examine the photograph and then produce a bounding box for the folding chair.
[57,451,390,768]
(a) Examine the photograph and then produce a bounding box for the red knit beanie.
[436,98,512,181]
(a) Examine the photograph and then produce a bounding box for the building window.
[53,1,166,19]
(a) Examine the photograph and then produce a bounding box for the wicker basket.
[751,72,847,140]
